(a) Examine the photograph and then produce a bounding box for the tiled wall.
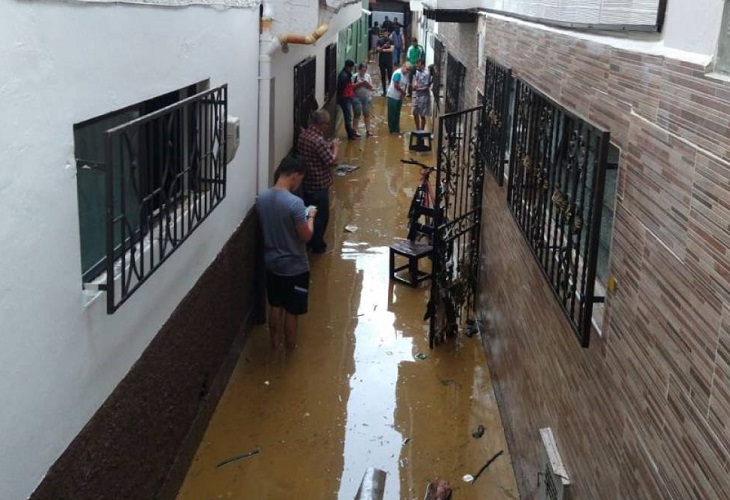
[445,15,730,499]
[437,22,484,107]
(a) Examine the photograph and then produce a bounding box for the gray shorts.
[413,94,431,116]
[353,97,372,117]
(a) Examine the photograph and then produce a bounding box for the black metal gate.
[429,106,485,346]
[480,59,512,185]
[507,78,609,346]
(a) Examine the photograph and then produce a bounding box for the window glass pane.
[75,110,140,278]
[596,144,619,283]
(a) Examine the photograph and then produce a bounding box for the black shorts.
[266,271,310,315]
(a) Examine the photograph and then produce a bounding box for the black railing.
[445,53,466,114]
[101,85,228,313]
[294,57,317,140]
[481,59,512,185]
[430,106,485,347]
[325,43,338,101]
[507,78,609,347]
[432,37,445,108]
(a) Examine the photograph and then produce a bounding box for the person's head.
[411,37,418,46]
[380,30,389,39]
[384,15,390,21]
[416,58,425,71]
[310,109,331,133]
[394,17,399,23]
[275,156,306,190]
[374,21,379,26]
[402,61,412,75]
[357,63,367,77]
[344,59,355,72]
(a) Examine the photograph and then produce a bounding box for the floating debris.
[415,352,429,360]
[464,450,504,484]
[345,224,359,233]
[425,478,452,499]
[335,164,360,176]
[472,425,485,439]
[216,448,261,468]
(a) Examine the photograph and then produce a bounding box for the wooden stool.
[389,240,433,287]
[409,130,432,152]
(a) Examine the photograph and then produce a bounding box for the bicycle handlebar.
[401,158,434,170]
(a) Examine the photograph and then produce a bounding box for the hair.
[403,61,412,71]
[311,109,330,126]
[412,37,418,43]
[345,59,355,68]
[358,63,367,71]
[416,58,425,65]
[277,156,306,178]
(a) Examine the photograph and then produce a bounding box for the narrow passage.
[176,94,518,500]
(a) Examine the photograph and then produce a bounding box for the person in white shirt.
[352,63,374,137]
[386,61,411,134]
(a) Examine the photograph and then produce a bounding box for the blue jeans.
[338,98,355,138]
[303,188,330,253]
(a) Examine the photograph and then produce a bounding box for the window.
[293,56,318,144]
[716,3,730,75]
[325,43,338,101]
[74,81,228,313]
[506,77,611,347]
[590,144,619,335]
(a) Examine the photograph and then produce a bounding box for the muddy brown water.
[176,98,518,500]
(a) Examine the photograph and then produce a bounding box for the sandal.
[366,131,374,137]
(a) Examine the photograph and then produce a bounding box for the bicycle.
[401,158,441,243]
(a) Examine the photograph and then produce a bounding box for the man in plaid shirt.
[298,109,340,253]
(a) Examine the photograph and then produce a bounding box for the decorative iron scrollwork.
[506,79,609,347]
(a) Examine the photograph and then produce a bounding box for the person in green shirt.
[406,38,424,97]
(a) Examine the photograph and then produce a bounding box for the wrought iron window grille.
[81,85,228,314]
[324,43,338,101]
[507,78,608,347]
[432,37,445,108]
[445,53,466,115]
[480,58,512,186]
[294,56,318,146]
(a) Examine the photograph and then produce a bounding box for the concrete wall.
[435,6,730,499]
[0,3,260,499]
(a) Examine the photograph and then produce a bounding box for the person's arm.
[296,208,316,242]
[393,73,404,93]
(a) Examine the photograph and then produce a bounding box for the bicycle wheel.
[407,185,427,242]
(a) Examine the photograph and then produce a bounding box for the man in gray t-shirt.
[256,157,317,350]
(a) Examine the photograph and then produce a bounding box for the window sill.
[82,190,214,310]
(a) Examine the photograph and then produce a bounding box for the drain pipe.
[256,8,329,194]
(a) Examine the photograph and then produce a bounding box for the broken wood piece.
[470,449,504,484]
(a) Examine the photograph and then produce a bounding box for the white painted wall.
[268,2,363,174]
[662,0,725,57]
[480,0,725,66]
[0,3,260,499]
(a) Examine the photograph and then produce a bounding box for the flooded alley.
[176,98,518,500]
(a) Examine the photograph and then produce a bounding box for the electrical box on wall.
[226,116,240,163]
